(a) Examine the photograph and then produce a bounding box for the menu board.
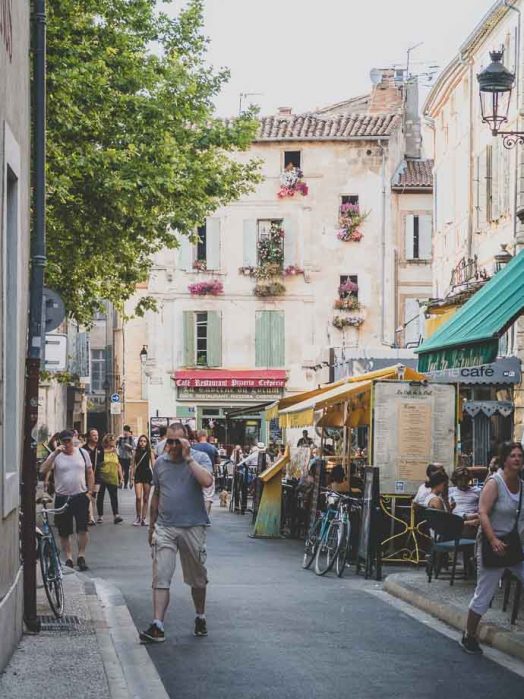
[372,381,456,494]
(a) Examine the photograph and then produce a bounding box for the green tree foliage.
[46,0,261,323]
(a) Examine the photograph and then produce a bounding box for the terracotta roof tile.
[254,112,401,142]
[392,159,433,189]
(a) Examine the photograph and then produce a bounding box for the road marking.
[367,588,524,679]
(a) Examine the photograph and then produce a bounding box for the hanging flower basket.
[277,167,309,198]
[334,297,360,311]
[283,264,304,276]
[254,281,286,297]
[254,262,283,280]
[336,203,368,242]
[192,259,207,272]
[188,279,224,296]
[338,279,358,296]
[332,315,364,329]
[238,265,256,276]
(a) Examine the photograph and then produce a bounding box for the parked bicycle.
[302,490,340,571]
[36,495,70,618]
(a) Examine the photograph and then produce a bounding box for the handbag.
[481,485,524,568]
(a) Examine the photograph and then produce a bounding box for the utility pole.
[21,0,46,632]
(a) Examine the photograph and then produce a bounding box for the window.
[341,195,359,207]
[256,311,285,367]
[196,224,207,262]
[403,299,422,347]
[256,219,284,267]
[90,349,106,392]
[284,151,301,169]
[405,214,432,260]
[183,311,222,367]
[339,275,358,299]
[178,219,221,271]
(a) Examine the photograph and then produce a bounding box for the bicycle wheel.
[39,538,64,618]
[315,519,342,575]
[336,521,351,577]
[302,517,323,569]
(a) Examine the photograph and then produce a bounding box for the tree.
[45,0,261,323]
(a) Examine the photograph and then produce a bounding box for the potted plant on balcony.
[334,279,360,310]
[332,315,364,329]
[337,202,368,242]
[192,259,207,272]
[188,279,224,296]
[254,281,286,297]
[277,164,309,198]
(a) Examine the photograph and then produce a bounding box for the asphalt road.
[86,490,523,699]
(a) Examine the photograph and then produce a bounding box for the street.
[86,491,523,699]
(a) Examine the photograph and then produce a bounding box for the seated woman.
[423,470,452,511]
[328,464,349,494]
[449,467,480,537]
[414,464,445,506]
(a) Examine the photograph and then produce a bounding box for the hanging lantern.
[477,49,515,135]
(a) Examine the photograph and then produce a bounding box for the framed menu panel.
[372,381,456,494]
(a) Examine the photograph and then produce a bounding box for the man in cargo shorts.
[140,423,213,643]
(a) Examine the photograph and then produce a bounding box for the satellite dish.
[370,68,382,85]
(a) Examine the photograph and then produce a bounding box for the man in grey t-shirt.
[139,423,213,644]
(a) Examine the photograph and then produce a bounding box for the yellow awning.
[424,306,458,339]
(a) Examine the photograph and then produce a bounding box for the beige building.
[0,0,31,669]
[422,0,524,463]
[121,70,434,447]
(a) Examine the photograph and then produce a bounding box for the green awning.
[416,249,524,372]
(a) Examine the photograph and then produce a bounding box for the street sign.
[110,393,120,403]
[110,403,122,415]
[42,288,66,333]
[44,334,67,371]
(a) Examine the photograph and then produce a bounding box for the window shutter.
[255,311,269,367]
[419,215,432,260]
[503,145,510,215]
[404,299,421,346]
[243,220,257,266]
[271,311,285,367]
[206,218,221,270]
[486,145,493,223]
[178,235,193,271]
[404,215,414,259]
[206,311,222,367]
[473,155,480,231]
[492,143,499,221]
[183,311,195,366]
[256,311,284,367]
[283,217,296,268]
[478,151,486,227]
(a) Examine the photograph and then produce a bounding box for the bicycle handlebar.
[40,498,71,515]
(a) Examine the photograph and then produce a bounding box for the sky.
[163,0,497,116]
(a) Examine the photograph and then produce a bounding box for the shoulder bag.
[481,485,524,568]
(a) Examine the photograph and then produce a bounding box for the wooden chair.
[424,508,476,586]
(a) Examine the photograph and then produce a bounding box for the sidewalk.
[384,569,524,662]
[0,568,168,699]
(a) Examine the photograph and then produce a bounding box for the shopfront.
[426,356,521,466]
[173,369,287,449]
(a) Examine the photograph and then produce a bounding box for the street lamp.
[477,49,522,148]
[139,345,148,365]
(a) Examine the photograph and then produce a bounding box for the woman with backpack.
[130,434,155,526]
[96,433,124,524]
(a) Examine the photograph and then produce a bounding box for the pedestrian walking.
[462,442,524,654]
[39,429,94,571]
[83,427,105,526]
[97,434,124,524]
[131,434,155,526]
[117,424,135,488]
[139,422,213,644]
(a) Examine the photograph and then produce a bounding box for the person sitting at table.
[423,470,452,511]
[328,464,349,494]
[414,464,445,506]
[449,467,480,524]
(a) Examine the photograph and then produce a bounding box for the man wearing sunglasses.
[40,429,95,571]
[140,423,213,644]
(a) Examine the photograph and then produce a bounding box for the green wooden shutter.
[183,311,195,366]
[243,220,257,266]
[206,218,221,270]
[178,235,194,271]
[206,311,222,367]
[283,217,296,268]
[256,311,284,367]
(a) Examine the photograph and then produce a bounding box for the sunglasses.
[61,438,73,443]
[166,438,181,446]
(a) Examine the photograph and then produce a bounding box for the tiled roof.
[254,112,401,142]
[392,159,434,190]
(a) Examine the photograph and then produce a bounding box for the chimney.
[368,68,403,114]
[404,77,421,159]
[277,106,293,116]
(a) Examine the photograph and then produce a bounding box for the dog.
[219,490,229,508]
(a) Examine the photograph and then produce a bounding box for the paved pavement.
[85,489,524,699]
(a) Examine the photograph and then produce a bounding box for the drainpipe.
[458,52,475,257]
[21,0,46,633]
[378,140,387,344]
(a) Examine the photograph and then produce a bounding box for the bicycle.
[302,491,340,571]
[36,495,70,618]
[333,496,362,577]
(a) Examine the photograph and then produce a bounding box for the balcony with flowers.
[332,279,364,329]
[337,202,368,242]
[277,164,309,199]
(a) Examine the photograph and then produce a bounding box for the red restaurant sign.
[173,369,287,389]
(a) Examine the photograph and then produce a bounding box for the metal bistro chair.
[424,508,476,586]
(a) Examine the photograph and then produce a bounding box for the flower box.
[188,279,224,296]
[332,315,364,329]
[192,259,207,272]
[334,297,360,311]
[238,265,256,276]
[337,203,368,242]
[277,166,309,198]
[283,264,304,276]
[254,281,286,297]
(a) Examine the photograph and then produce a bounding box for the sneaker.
[194,616,208,637]
[97,516,103,523]
[64,559,74,569]
[141,519,147,527]
[139,623,165,644]
[114,516,123,524]
[77,556,89,572]
[460,633,483,655]
[132,517,141,526]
